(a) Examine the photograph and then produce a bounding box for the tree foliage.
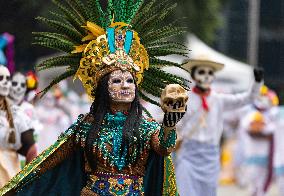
[172,0,227,44]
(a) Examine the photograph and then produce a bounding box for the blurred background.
[0,0,283,195]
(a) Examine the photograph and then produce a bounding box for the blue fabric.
[275,167,284,176]
[245,156,268,166]
[107,28,116,53]
[124,30,133,54]
[16,149,86,196]
[0,36,7,65]
[175,139,220,196]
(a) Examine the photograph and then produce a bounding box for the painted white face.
[9,73,27,105]
[193,66,215,89]
[0,65,11,96]
[254,95,271,110]
[108,70,136,103]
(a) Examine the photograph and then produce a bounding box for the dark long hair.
[85,72,143,170]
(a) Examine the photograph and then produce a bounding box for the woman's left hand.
[163,101,186,127]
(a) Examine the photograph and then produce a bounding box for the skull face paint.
[0,65,11,96]
[9,72,27,105]
[193,66,215,89]
[108,70,136,103]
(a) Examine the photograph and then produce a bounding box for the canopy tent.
[161,34,254,93]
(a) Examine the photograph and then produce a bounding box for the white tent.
[161,34,254,93]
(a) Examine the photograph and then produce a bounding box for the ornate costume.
[0,0,188,195]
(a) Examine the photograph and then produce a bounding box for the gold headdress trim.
[72,21,149,99]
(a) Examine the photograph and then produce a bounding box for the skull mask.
[160,84,188,112]
[108,70,136,103]
[0,65,11,97]
[9,72,27,105]
[192,66,215,89]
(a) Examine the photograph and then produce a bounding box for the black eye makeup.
[208,70,214,75]
[112,78,122,84]
[198,70,205,75]
[12,81,18,86]
[126,78,134,83]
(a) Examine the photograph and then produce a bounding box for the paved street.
[217,184,279,196]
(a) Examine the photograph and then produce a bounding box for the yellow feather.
[83,21,105,37]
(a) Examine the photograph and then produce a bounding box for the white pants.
[246,165,268,196]
[276,175,284,196]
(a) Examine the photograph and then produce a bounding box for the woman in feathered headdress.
[0,0,189,195]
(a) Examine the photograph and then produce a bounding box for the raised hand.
[253,68,264,82]
[163,101,186,127]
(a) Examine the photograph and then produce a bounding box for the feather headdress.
[34,0,189,105]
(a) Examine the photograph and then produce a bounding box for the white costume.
[239,105,277,196]
[0,66,36,187]
[175,82,261,196]
[274,107,284,195]
[0,104,33,187]
[175,58,263,196]
[35,92,71,153]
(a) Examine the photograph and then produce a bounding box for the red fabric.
[263,135,274,192]
[193,87,211,112]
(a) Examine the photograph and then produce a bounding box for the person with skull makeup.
[0,1,189,195]
[235,86,279,196]
[8,72,41,129]
[0,65,37,188]
[174,58,264,196]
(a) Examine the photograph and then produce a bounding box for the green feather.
[142,26,186,45]
[138,90,160,106]
[36,16,82,42]
[149,57,182,67]
[33,32,78,45]
[39,69,76,97]
[52,0,86,35]
[33,38,74,53]
[64,0,89,22]
[35,55,80,71]
[141,106,153,118]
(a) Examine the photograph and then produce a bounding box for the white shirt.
[239,106,277,158]
[0,105,33,150]
[177,82,262,146]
